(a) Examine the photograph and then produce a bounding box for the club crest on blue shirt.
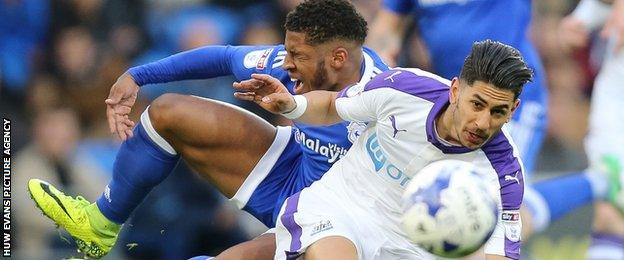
[243,48,273,69]
[347,121,367,143]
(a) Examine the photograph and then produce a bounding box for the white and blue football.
[401,159,499,258]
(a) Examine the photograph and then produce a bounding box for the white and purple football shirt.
[295,68,525,258]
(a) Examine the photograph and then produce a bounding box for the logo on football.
[402,160,499,258]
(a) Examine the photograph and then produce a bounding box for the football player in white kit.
[234,40,532,259]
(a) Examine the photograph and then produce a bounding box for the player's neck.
[335,48,363,91]
[436,104,461,145]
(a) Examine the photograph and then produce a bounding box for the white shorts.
[273,172,430,260]
[273,168,519,260]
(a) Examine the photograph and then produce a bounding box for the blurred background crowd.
[0,0,606,259]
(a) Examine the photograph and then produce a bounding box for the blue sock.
[96,117,179,224]
[531,173,594,224]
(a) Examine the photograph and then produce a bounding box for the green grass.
[526,235,590,260]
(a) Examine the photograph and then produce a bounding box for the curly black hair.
[284,0,368,45]
[460,40,533,99]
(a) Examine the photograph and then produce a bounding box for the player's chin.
[462,142,482,150]
[461,134,486,149]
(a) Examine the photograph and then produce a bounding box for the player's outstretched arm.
[128,45,273,86]
[105,72,139,141]
[107,45,275,140]
[233,74,341,125]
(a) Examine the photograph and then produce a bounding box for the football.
[401,160,499,258]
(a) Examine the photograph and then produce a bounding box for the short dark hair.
[284,0,367,45]
[459,40,533,99]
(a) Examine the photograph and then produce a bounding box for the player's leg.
[304,236,358,260]
[508,79,602,239]
[215,233,276,260]
[522,167,609,238]
[588,203,624,259]
[273,183,381,260]
[585,44,624,259]
[28,93,278,258]
[516,115,611,240]
[147,94,275,198]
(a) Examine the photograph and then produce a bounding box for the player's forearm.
[128,45,234,86]
[295,91,342,125]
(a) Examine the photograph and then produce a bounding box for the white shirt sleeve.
[335,82,393,123]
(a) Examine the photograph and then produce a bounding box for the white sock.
[523,186,551,233]
[584,169,608,199]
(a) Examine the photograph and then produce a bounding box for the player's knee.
[216,237,275,260]
[149,93,189,132]
[305,236,357,260]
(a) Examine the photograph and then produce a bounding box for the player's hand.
[105,72,139,141]
[601,0,624,51]
[558,15,590,53]
[233,73,296,114]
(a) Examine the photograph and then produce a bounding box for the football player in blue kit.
[26,1,389,258]
[367,0,623,248]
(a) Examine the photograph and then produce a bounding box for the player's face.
[449,79,519,149]
[283,31,333,94]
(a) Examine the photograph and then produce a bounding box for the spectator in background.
[47,0,144,58]
[53,27,98,84]
[24,74,63,117]
[135,5,245,102]
[49,25,140,137]
[238,3,282,46]
[14,107,108,259]
[0,0,50,98]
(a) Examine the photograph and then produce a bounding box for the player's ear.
[508,98,520,122]
[449,78,460,104]
[511,98,520,113]
[331,47,348,68]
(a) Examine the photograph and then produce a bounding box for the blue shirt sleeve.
[382,0,415,14]
[128,45,280,86]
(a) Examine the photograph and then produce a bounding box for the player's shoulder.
[480,128,522,175]
[362,68,450,102]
